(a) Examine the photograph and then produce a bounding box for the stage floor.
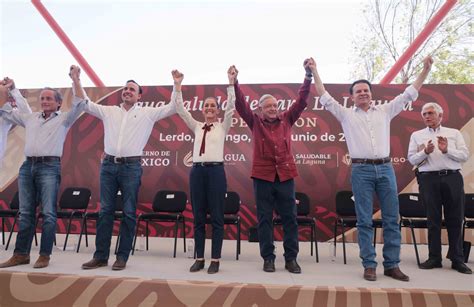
[0,234,473,292]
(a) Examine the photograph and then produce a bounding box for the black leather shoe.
[82,258,108,270]
[384,267,409,282]
[263,259,275,272]
[189,260,205,272]
[452,262,472,274]
[419,258,442,269]
[112,258,127,271]
[285,259,301,274]
[207,261,219,274]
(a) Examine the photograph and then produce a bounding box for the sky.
[1,0,367,89]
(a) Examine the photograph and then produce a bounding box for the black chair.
[273,192,319,262]
[398,193,427,266]
[463,193,474,240]
[132,190,187,258]
[35,187,91,251]
[0,192,19,250]
[333,190,378,264]
[78,191,123,253]
[205,191,241,260]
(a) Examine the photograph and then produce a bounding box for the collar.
[260,113,283,123]
[427,125,442,133]
[40,110,61,119]
[354,104,375,112]
[120,102,140,111]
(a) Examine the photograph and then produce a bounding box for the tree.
[350,0,473,84]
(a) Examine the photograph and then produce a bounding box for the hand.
[227,65,238,85]
[304,57,316,74]
[3,77,15,90]
[172,69,184,85]
[437,136,448,153]
[423,56,433,72]
[69,65,81,81]
[424,140,435,154]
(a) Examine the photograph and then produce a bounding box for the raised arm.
[412,56,433,91]
[0,81,8,107]
[308,57,326,97]
[223,67,237,133]
[4,78,32,114]
[146,70,181,122]
[174,70,199,131]
[70,65,106,119]
[286,59,312,124]
[231,65,254,129]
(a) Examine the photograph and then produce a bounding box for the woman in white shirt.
[175,67,236,274]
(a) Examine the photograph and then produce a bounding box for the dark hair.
[126,79,143,94]
[349,79,372,95]
[41,87,63,110]
[204,96,220,109]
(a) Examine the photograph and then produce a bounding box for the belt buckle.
[113,156,121,164]
[200,162,206,167]
[438,170,448,176]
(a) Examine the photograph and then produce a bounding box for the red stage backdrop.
[1,83,473,242]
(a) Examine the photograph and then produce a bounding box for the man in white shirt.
[71,66,180,271]
[0,78,32,168]
[310,56,432,282]
[408,102,471,274]
[0,75,83,269]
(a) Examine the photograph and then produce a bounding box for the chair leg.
[409,224,421,266]
[237,218,241,256]
[182,217,186,253]
[310,224,314,256]
[114,221,121,255]
[333,221,338,258]
[63,214,74,251]
[146,221,149,251]
[132,218,140,255]
[2,217,5,245]
[173,220,179,258]
[6,214,19,251]
[341,223,347,265]
[313,223,319,263]
[373,227,377,248]
[34,215,40,246]
[77,216,86,253]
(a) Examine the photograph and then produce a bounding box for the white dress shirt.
[320,85,418,159]
[407,125,469,171]
[0,89,32,165]
[176,86,235,163]
[1,89,83,157]
[74,90,178,157]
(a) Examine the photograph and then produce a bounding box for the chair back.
[10,192,20,210]
[224,191,240,215]
[335,191,356,216]
[398,193,426,218]
[465,193,474,219]
[153,190,187,213]
[295,192,310,216]
[59,187,91,210]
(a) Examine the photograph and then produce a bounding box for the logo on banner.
[183,151,193,167]
[342,153,352,166]
[294,153,333,166]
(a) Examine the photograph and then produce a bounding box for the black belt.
[351,157,391,165]
[419,169,460,176]
[27,156,60,163]
[104,154,141,164]
[193,162,224,167]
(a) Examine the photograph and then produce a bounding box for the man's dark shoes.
[263,259,275,272]
[82,258,108,270]
[419,258,442,269]
[112,258,127,271]
[363,267,376,281]
[452,262,472,274]
[207,261,219,274]
[285,259,301,274]
[190,260,205,272]
[384,267,409,281]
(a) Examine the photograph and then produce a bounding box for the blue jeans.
[94,160,142,262]
[253,178,298,261]
[351,163,401,269]
[15,160,61,256]
[190,164,226,259]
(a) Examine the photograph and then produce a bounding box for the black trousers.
[190,164,226,259]
[418,171,465,263]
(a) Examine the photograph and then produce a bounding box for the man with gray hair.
[232,59,314,273]
[408,102,471,274]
